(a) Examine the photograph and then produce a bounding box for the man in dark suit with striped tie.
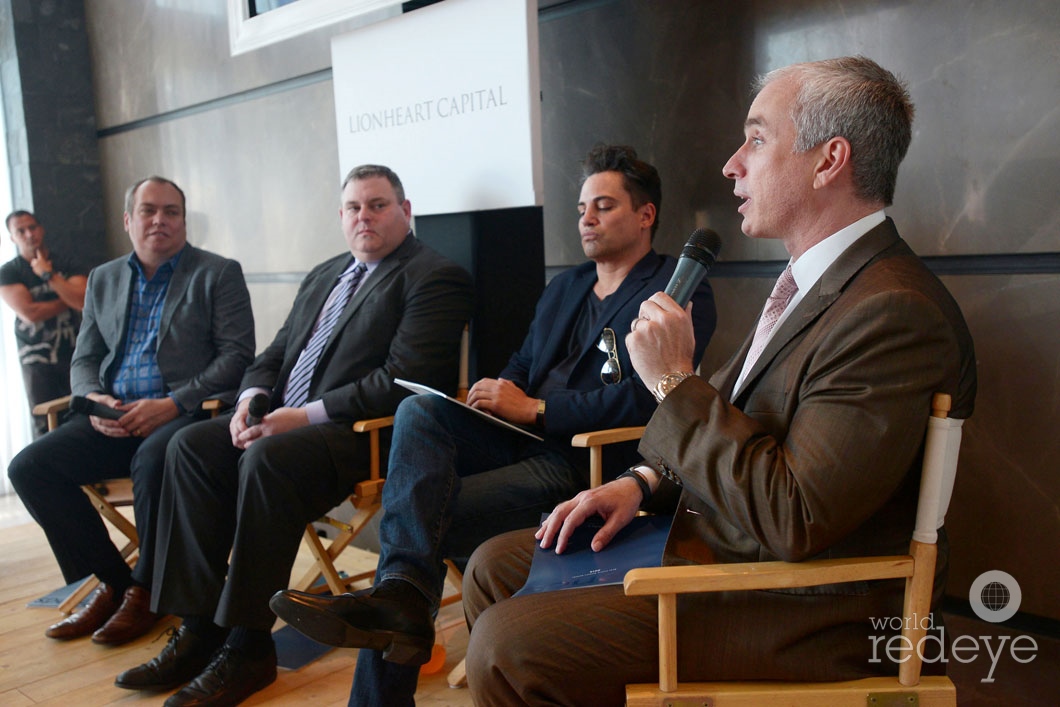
[115,165,474,707]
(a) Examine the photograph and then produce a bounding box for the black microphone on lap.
[664,228,723,307]
[69,395,126,420]
[244,393,270,427]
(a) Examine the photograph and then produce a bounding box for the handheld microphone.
[244,393,270,427]
[69,395,126,420]
[664,229,723,307]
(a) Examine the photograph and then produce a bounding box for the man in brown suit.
[461,56,977,705]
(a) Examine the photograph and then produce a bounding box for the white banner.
[331,0,542,216]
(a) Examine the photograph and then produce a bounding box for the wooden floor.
[6,493,1057,706]
[0,494,474,706]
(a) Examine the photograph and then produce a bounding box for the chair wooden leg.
[57,576,98,615]
[447,658,468,689]
[58,486,140,615]
[437,559,468,687]
[295,502,382,595]
[899,540,937,686]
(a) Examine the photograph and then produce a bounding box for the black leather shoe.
[114,625,223,691]
[269,586,434,665]
[164,645,277,707]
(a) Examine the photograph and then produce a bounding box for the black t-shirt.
[534,290,607,399]
[0,253,84,366]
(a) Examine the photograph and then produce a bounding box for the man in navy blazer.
[271,145,717,706]
[115,165,474,707]
[8,176,255,646]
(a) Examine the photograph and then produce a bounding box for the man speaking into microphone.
[271,144,717,706]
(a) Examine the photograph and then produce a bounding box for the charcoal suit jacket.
[241,233,474,423]
[71,244,255,410]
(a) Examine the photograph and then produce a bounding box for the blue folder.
[514,513,672,597]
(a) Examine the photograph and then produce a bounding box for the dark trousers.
[151,414,368,630]
[8,413,198,588]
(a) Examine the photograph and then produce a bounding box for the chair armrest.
[201,399,224,416]
[624,555,913,596]
[32,395,72,432]
[350,416,396,481]
[352,416,396,433]
[32,395,72,417]
[571,426,647,448]
[570,426,646,488]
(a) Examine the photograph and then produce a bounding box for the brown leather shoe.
[45,583,119,640]
[92,585,159,645]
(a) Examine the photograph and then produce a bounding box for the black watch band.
[618,467,652,503]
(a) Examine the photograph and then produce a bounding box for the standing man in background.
[8,177,256,647]
[1,210,88,437]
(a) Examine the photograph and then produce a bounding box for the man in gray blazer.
[461,57,977,705]
[8,176,255,646]
[115,165,474,706]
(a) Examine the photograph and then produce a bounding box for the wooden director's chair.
[292,327,470,675]
[623,392,964,706]
[31,395,224,615]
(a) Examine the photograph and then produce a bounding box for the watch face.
[40,271,52,281]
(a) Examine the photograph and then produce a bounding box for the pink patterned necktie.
[745,264,798,370]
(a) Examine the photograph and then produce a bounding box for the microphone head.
[248,393,270,418]
[681,228,722,268]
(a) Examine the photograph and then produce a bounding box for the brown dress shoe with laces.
[45,583,120,640]
[92,585,159,645]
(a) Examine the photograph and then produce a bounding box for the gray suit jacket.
[241,233,474,422]
[71,244,256,411]
[639,219,976,679]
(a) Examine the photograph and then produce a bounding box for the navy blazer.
[71,244,256,411]
[501,249,716,478]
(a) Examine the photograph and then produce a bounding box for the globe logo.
[969,571,1021,623]
[980,581,1010,612]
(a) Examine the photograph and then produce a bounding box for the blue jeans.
[350,393,587,706]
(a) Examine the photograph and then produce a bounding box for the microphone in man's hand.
[69,395,126,420]
[664,228,723,307]
[244,393,270,427]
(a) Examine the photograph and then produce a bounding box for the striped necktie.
[283,263,366,408]
[744,264,798,371]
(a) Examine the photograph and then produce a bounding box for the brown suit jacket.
[638,219,976,680]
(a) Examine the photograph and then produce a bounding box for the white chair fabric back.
[913,415,964,544]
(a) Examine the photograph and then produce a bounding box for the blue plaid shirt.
[111,249,183,405]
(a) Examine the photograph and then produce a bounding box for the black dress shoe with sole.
[164,645,276,707]
[115,625,222,691]
[269,587,434,665]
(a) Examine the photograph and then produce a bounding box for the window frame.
[227,0,404,55]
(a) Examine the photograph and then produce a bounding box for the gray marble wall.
[75,0,1059,621]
